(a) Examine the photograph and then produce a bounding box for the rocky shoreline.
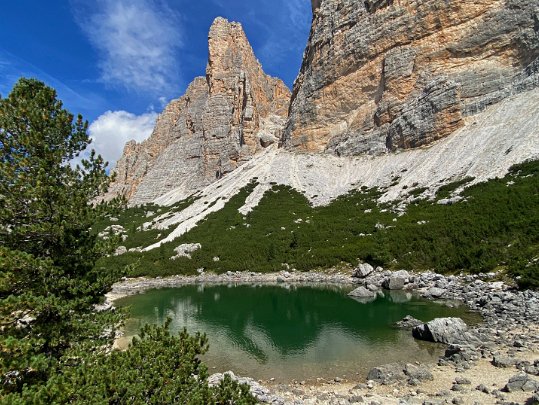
[107,267,539,404]
[105,269,354,303]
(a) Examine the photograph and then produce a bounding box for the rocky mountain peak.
[206,17,258,93]
[106,2,539,208]
[105,17,291,205]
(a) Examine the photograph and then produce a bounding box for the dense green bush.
[97,160,538,289]
[4,321,255,404]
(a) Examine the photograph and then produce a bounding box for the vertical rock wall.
[283,0,539,155]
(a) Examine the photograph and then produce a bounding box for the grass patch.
[93,197,197,251]
[437,176,475,198]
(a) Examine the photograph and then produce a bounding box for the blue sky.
[0,0,311,166]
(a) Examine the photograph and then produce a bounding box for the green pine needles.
[0,79,255,404]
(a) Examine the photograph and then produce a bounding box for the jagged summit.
[105,17,291,205]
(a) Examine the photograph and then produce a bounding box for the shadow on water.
[117,284,478,381]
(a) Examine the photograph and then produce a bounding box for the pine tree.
[0,78,117,394]
[0,79,255,403]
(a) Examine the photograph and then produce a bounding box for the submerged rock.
[387,290,412,303]
[395,315,424,329]
[348,286,377,299]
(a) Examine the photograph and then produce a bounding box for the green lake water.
[116,284,479,382]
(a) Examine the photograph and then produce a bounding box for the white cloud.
[75,0,182,95]
[88,110,157,167]
[286,0,312,29]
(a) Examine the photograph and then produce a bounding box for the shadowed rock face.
[283,0,539,155]
[105,17,291,205]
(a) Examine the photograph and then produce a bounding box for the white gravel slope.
[143,88,539,251]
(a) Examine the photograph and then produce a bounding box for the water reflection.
[117,284,472,381]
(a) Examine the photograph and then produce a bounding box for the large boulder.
[505,373,539,392]
[353,263,374,278]
[492,355,519,369]
[383,270,409,290]
[412,317,468,344]
[367,363,406,385]
[171,243,202,260]
[114,246,128,256]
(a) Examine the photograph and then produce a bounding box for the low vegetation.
[97,160,539,289]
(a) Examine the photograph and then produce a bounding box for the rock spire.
[106,17,291,205]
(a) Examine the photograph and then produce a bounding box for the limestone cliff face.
[283,0,539,155]
[106,17,291,204]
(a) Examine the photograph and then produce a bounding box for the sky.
[0,0,311,167]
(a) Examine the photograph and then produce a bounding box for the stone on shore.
[504,373,539,392]
[404,363,433,382]
[367,363,406,385]
[412,317,468,344]
[382,270,410,290]
[353,263,374,278]
[425,287,446,298]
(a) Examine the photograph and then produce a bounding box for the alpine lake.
[115,284,480,383]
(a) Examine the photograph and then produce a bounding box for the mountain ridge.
[106,1,539,219]
[126,88,539,251]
